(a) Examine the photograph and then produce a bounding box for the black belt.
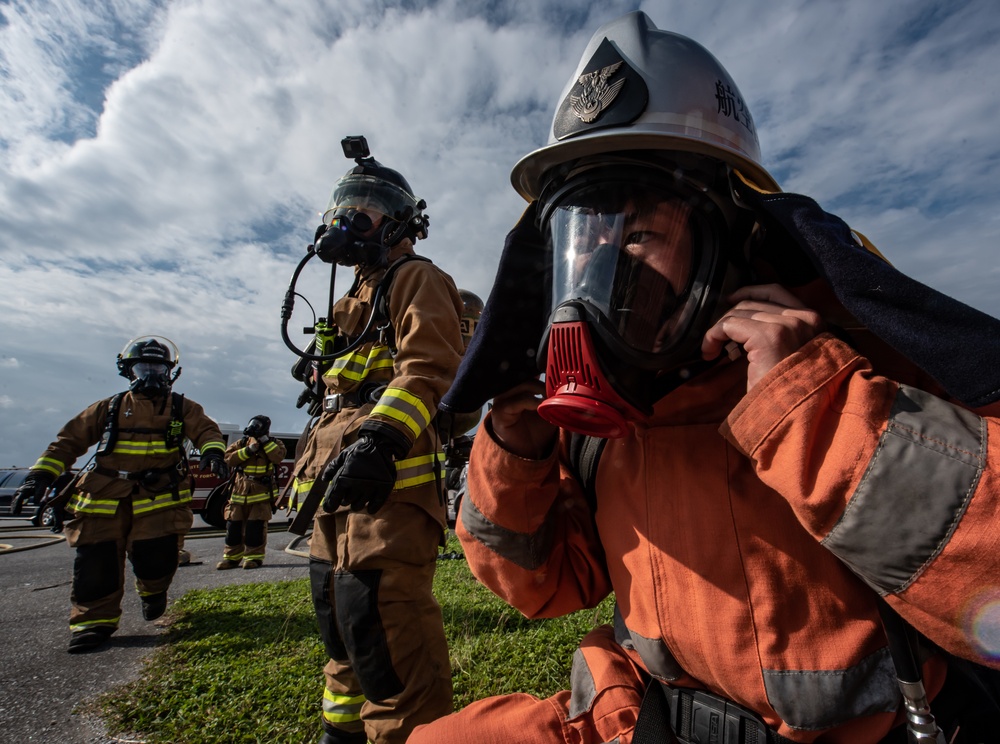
[633,682,794,744]
[91,462,186,500]
[92,464,143,481]
[323,383,388,413]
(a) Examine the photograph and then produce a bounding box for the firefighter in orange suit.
[217,414,286,570]
[13,336,227,653]
[288,137,464,744]
[410,13,1000,744]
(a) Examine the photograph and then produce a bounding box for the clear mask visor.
[322,175,417,226]
[132,362,169,382]
[547,181,706,355]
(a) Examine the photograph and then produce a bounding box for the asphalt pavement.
[0,515,311,743]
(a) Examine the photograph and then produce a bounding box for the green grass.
[95,535,615,743]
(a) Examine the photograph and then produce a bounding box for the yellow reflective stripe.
[325,345,394,383]
[394,452,445,490]
[132,492,193,516]
[371,388,431,438]
[230,492,271,504]
[322,687,365,723]
[112,439,181,456]
[243,552,265,560]
[243,464,270,474]
[262,441,280,454]
[33,457,66,477]
[290,477,313,510]
[238,448,252,462]
[70,616,120,631]
[68,493,120,516]
[199,440,225,454]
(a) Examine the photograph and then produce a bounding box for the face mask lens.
[132,362,168,380]
[323,206,382,229]
[548,181,699,354]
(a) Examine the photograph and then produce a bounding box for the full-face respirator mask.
[533,157,751,438]
[501,11,781,438]
[116,335,181,398]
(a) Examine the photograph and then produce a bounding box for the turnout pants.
[222,501,271,563]
[63,502,193,634]
[310,501,453,744]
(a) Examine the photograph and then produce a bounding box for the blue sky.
[1,0,999,466]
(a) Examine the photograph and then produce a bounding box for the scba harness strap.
[93,391,189,500]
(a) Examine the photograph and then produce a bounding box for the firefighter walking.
[12,336,228,653]
[217,414,286,570]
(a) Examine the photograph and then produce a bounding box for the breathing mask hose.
[280,242,389,364]
[876,600,946,743]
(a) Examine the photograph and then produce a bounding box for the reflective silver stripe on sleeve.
[763,647,898,730]
[822,385,985,593]
[567,646,598,718]
[613,604,685,682]
[459,491,555,571]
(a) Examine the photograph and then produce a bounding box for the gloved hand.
[321,425,411,514]
[11,471,55,516]
[248,434,271,454]
[200,451,229,480]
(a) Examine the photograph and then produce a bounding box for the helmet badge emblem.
[553,38,648,141]
[570,61,625,123]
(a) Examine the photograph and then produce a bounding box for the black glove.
[321,425,410,514]
[200,451,229,480]
[11,471,55,516]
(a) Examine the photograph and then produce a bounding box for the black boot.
[68,626,114,654]
[141,591,168,621]
[319,725,368,743]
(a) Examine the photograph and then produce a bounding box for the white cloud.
[1,0,999,465]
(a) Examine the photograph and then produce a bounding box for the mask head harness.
[313,135,429,270]
[116,335,181,396]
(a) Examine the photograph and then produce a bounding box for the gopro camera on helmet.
[341,135,370,161]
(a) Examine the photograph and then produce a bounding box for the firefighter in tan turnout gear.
[13,336,228,653]
[287,136,464,744]
[217,414,286,570]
